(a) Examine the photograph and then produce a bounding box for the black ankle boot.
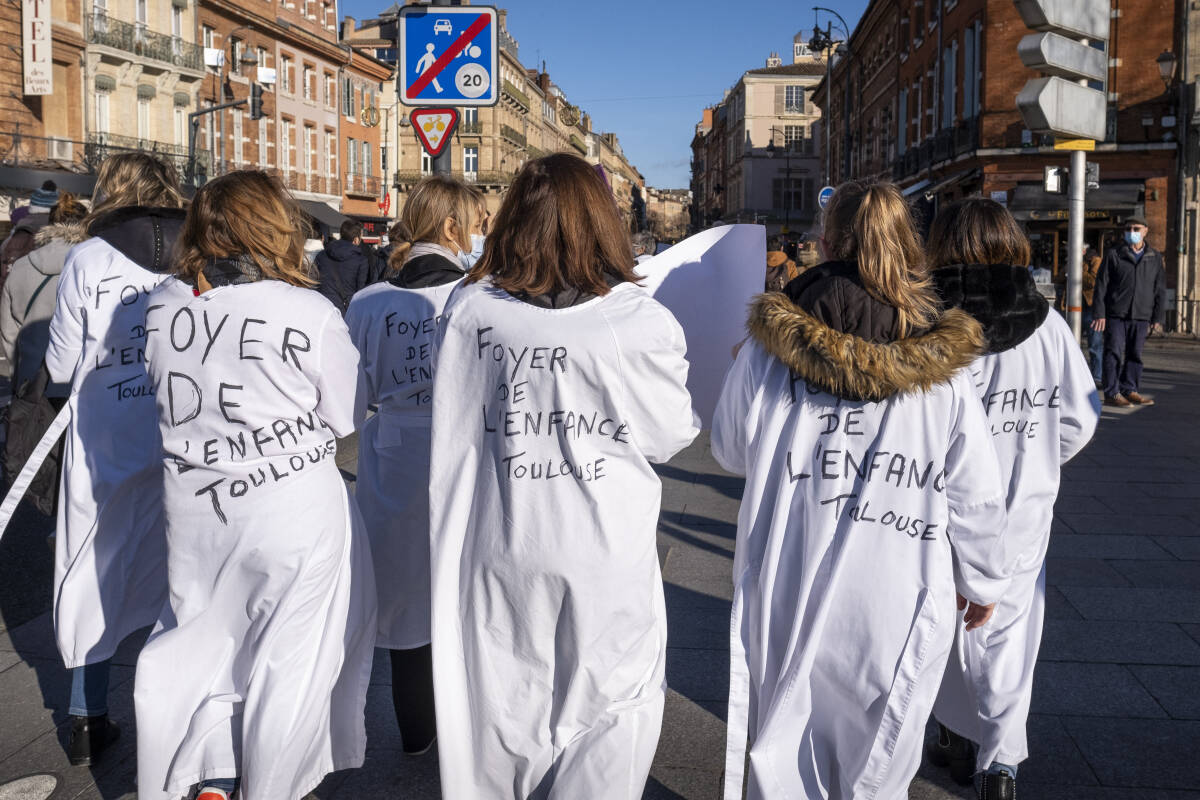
[925,723,975,785]
[978,769,1016,800]
[67,714,120,766]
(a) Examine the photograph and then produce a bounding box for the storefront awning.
[1008,183,1142,222]
[297,199,349,231]
[0,166,97,196]
[901,169,980,198]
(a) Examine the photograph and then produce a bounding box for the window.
[171,5,182,39]
[897,88,908,153]
[137,98,150,140]
[463,146,478,179]
[231,37,243,76]
[785,85,805,114]
[302,124,313,172]
[342,77,354,117]
[772,177,812,213]
[347,137,357,174]
[281,56,293,93]
[362,141,371,176]
[258,120,268,167]
[381,145,388,176]
[324,1,334,28]
[233,109,244,165]
[257,47,268,68]
[281,118,294,169]
[202,25,215,49]
[542,99,555,124]
[96,90,110,134]
[93,0,107,29]
[375,47,396,63]
[303,66,314,101]
[463,107,478,126]
[967,22,982,118]
[784,125,804,151]
[942,42,957,127]
[324,72,335,108]
[174,107,186,146]
[135,0,147,28]
[302,0,312,17]
[421,152,432,176]
[325,130,336,177]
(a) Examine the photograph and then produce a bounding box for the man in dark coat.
[315,220,371,315]
[1091,217,1166,407]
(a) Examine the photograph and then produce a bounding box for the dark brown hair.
[822,180,939,336]
[174,170,314,287]
[927,197,1032,269]
[466,153,638,297]
[49,192,87,225]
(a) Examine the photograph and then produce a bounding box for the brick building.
[690,37,826,235]
[814,0,1181,315]
[340,46,392,227]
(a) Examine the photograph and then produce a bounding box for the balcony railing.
[87,13,203,71]
[85,132,209,178]
[933,128,954,162]
[569,134,586,155]
[460,120,483,135]
[393,170,424,187]
[345,172,381,197]
[500,124,526,148]
[278,171,340,195]
[954,116,979,155]
[502,80,529,113]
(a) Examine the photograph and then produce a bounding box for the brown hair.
[822,180,939,336]
[87,152,185,223]
[173,170,314,288]
[388,175,477,272]
[467,153,638,297]
[927,197,1032,268]
[49,192,87,225]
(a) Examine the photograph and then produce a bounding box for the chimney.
[341,16,356,39]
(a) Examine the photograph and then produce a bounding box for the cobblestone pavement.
[0,339,1197,799]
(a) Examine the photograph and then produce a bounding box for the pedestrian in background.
[345,174,477,756]
[1092,216,1166,406]
[45,153,186,767]
[134,170,375,800]
[712,180,1010,800]
[315,219,372,314]
[427,153,698,799]
[632,230,657,264]
[457,186,489,270]
[1,181,60,295]
[925,198,1100,800]
[764,234,798,292]
[1,192,88,387]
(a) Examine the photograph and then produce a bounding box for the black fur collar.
[930,264,1049,353]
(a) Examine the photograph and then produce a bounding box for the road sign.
[1018,32,1106,83]
[411,108,459,157]
[399,5,498,107]
[1013,0,1108,40]
[1054,138,1095,151]
[1017,77,1106,140]
[818,185,835,210]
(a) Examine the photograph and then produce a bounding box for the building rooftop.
[745,61,827,76]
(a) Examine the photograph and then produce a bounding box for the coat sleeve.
[44,250,86,386]
[0,262,21,370]
[1152,253,1167,326]
[343,297,374,427]
[710,342,759,476]
[616,301,700,464]
[1053,316,1101,464]
[312,307,363,437]
[1091,252,1111,319]
[943,372,1011,606]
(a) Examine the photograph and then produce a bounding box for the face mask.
[1125,230,1144,246]
[470,233,486,257]
[459,234,485,269]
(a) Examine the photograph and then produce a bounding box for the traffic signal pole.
[185,85,263,187]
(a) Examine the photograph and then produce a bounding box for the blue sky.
[342,0,868,188]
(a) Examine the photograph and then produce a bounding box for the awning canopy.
[0,166,97,196]
[901,169,980,198]
[1008,182,1142,222]
[297,199,349,231]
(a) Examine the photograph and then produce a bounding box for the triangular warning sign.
[411,108,459,157]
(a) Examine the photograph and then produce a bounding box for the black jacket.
[88,205,187,273]
[930,263,1049,353]
[391,252,465,289]
[315,238,370,314]
[1093,243,1166,324]
[783,261,904,343]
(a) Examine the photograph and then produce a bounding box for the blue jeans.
[1081,306,1103,381]
[1102,318,1150,397]
[68,660,111,717]
[199,778,239,795]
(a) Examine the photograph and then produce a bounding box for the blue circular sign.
[818,185,836,210]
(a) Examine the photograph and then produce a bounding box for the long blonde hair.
[173,170,314,288]
[822,180,939,336]
[388,175,477,272]
[87,152,185,224]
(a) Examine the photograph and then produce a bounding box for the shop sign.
[22,0,52,96]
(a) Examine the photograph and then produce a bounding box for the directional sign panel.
[1017,76,1107,140]
[1012,0,1109,41]
[1018,32,1106,82]
[399,5,498,107]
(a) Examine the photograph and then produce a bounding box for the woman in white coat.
[428,153,700,799]
[713,180,1012,800]
[345,174,477,754]
[45,153,186,766]
[926,199,1100,799]
[133,171,376,800]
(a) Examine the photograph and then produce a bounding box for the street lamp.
[766,126,792,235]
[811,7,852,186]
[1157,50,1178,91]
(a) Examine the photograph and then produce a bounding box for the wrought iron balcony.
[85,132,209,177]
[460,120,484,135]
[345,172,381,197]
[569,134,586,155]
[502,80,529,113]
[500,124,526,148]
[393,170,424,187]
[87,13,203,71]
[954,116,979,155]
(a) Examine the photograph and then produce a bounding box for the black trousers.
[390,645,436,753]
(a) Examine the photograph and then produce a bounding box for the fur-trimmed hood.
[931,263,1049,353]
[748,291,984,402]
[33,221,88,247]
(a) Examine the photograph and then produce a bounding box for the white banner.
[22,0,52,96]
[637,224,767,428]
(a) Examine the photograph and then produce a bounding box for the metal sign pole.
[431,0,453,177]
[1068,147,1085,345]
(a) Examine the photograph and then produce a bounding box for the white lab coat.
[44,237,169,668]
[133,278,376,800]
[428,280,699,799]
[933,311,1100,770]
[346,277,459,649]
[713,294,1011,800]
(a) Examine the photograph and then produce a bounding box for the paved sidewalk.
[0,340,1197,799]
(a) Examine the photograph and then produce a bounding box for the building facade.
[646,188,691,243]
[814,0,1184,326]
[340,47,391,224]
[690,39,826,236]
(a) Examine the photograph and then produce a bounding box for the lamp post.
[1157,49,1193,331]
[766,125,792,235]
[811,7,851,185]
[215,24,259,176]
